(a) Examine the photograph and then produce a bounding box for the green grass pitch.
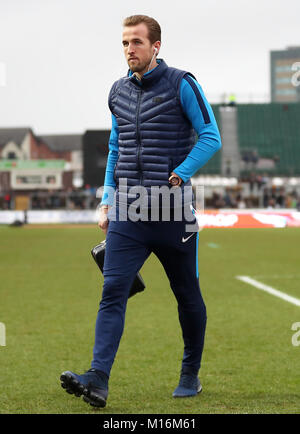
[0,225,299,414]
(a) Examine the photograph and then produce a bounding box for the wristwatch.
[169,174,181,186]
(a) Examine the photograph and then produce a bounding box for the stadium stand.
[237,103,300,176]
[1,103,300,211]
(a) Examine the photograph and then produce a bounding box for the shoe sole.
[60,372,106,408]
[82,395,105,407]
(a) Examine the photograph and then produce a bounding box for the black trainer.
[60,368,108,408]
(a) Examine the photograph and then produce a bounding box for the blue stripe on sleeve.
[184,75,211,124]
[100,114,119,206]
[173,76,222,183]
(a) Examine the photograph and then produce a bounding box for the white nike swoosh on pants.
[181,233,195,243]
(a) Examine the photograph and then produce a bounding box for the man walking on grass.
[60,14,221,408]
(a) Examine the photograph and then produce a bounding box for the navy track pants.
[91,212,207,377]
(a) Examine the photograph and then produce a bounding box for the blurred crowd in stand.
[30,186,100,210]
[209,172,300,210]
[209,186,300,210]
[0,185,100,211]
[1,176,300,211]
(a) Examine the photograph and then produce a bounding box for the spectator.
[251,150,259,166]
[263,187,270,208]
[4,193,11,209]
[227,93,236,106]
[276,187,285,208]
[267,198,276,209]
[225,159,231,176]
[236,194,246,209]
[223,188,237,208]
[261,172,269,186]
[211,191,225,209]
[249,172,256,192]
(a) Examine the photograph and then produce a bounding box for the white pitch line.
[252,274,300,280]
[236,275,300,307]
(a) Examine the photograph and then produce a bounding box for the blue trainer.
[173,370,202,398]
[60,368,108,407]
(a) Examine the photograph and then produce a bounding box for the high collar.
[127,59,168,88]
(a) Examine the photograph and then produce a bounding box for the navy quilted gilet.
[108,59,196,206]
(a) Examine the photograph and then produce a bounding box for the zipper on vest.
[136,89,143,184]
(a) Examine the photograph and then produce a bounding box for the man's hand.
[169,171,183,187]
[98,205,110,234]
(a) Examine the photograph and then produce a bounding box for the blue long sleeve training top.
[101,73,222,206]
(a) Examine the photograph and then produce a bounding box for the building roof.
[0,127,32,147]
[0,128,83,152]
[37,134,82,152]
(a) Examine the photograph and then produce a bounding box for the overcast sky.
[0,0,299,134]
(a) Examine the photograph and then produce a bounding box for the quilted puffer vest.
[108,59,196,208]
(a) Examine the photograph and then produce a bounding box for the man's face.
[122,23,159,76]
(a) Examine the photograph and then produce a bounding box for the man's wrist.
[169,171,183,186]
[100,204,111,211]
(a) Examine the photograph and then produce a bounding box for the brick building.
[0,127,82,209]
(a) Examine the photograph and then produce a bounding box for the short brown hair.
[123,15,161,44]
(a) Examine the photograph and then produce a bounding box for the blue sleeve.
[100,114,119,206]
[174,77,222,182]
